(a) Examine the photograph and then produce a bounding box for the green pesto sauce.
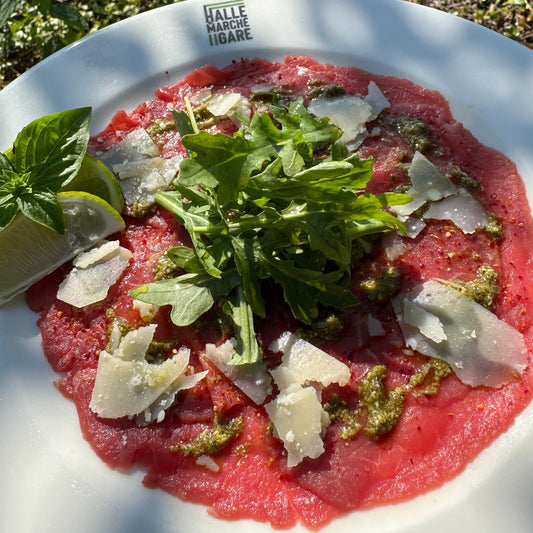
[307,79,347,100]
[397,117,435,153]
[251,84,295,107]
[193,106,218,129]
[105,310,135,338]
[360,266,401,302]
[446,264,499,310]
[153,252,182,281]
[359,365,407,439]
[146,119,176,138]
[449,164,481,190]
[484,217,504,242]
[296,313,345,344]
[324,394,362,439]
[172,414,244,457]
[408,358,452,396]
[327,359,451,441]
[145,340,179,364]
[127,199,156,218]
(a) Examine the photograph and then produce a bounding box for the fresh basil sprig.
[0,107,91,233]
[131,98,409,365]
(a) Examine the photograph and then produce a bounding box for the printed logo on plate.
[203,0,253,46]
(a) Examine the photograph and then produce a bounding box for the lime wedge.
[0,191,125,305]
[61,153,125,213]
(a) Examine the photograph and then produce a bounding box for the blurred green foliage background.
[0,0,531,90]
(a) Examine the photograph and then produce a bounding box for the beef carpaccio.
[26,56,533,529]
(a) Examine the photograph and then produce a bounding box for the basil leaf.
[0,196,18,230]
[0,152,14,172]
[16,190,65,233]
[13,107,91,191]
[0,169,21,193]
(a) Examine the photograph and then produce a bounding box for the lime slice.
[61,153,125,213]
[0,191,125,305]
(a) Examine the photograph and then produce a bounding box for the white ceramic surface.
[1,1,533,532]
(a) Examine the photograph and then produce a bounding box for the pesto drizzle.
[326,358,451,441]
[173,414,244,457]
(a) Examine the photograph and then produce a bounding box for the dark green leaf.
[0,0,17,28]
[259,243,358,323]
[172,108,196,138]
[129,270,241,326]
[39,0,52,16]
[223,285,262,365]
[0,195,18,230]
[181,129,276,204]
[231,236,266,317]
[0,152,14,173]
[49,1,89,32]
[166,245,205,273]
[16,190,65,233]
[13,107,91,191]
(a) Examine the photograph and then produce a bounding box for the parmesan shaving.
[367,315,386,337]
[98,126,181,206]
[112,156,181,206]
[99,128,160,167]
[392,152,457,217]
[265,332,351,467]
[423,189,490,233]
[365,81,390,119]
[264,383,330,468]
[205,92,251,121]
[57,240,132,308]
[269,331,351,390]
[90,325,206,421]
[205,339,272,404]
[308,95,373,143]
[307,83,389,145]
[394,280,528,387]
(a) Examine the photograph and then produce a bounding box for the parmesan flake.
[90,325,206,422]
[394,280,528,388]
[57,240,132,308]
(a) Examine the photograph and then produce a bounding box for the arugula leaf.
[130,270,241,326]
[133,97,408,365]
[1,107,92,233]
[166,246,206,274]
[222,285,262,365]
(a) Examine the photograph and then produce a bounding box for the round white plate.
[1,1,533,532]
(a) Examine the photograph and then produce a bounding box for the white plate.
[1,1,533,532]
